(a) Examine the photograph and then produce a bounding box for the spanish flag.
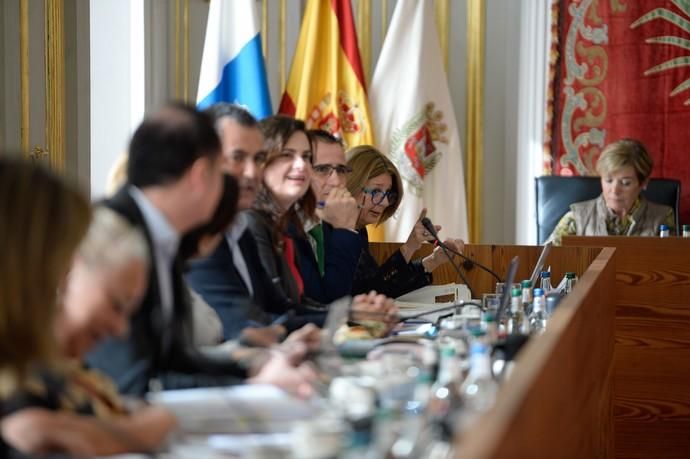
[278,0,374,149]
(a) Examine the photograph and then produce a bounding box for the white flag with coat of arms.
[370,0,468,242]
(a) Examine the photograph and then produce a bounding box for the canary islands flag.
[196,0,272,119]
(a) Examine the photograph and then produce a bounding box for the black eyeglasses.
[361,187,398,206]
[313,164,353,177]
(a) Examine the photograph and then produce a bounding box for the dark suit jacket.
[351,227,432,299]
[185,230,285,340]
[85,187,248,396]
[292,222,361,304]
[187,221,326,341]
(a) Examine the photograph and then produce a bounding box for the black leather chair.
[535,176,681,244]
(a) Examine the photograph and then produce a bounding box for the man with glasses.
[291,130,363,303]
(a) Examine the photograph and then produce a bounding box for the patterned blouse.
[1,360,128,420]
[549,197,676,245]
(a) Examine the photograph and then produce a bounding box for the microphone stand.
[421,217,503,284]
[420,218,477,299]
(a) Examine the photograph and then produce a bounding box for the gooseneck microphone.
[421,217,503,283]
[420,217,476,299]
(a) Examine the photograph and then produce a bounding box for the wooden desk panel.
[369,243,601,296]
[563,236,690,458]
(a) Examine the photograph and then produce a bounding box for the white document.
[395,283,471,309]
[147,385,321,434]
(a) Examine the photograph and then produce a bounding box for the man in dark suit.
[294,130,362,304]
[86,104,300,395]
[186,104,299,340]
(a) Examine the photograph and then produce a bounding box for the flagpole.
[279,0,286,96]
[262,0,268,59]
[357,0,372,84]
[435,0,449,72]
[174,0,180,99]
[183,0,190,102]
[381,0,388,38]
[466,0,485,243]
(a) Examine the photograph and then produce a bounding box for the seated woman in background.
[345,146,465,299]
[548,138,675,245]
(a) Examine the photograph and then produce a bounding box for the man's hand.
[317,187,359,230]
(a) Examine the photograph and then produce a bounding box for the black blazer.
[291,222,361,304]
[351,227,432,299]
[86,187,248,396]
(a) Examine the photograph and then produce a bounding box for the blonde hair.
[105,152,129,196]
[345,145,403,226]
[78,207,149,274]
[596,139,653,184]
[0,157,91,396]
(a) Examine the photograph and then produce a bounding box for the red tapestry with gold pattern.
[549,0,690,224]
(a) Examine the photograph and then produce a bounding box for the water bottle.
[462,342,498,409]
[480,311,498,343]
[683,224,690,238]
[427,345,463,440]
[564,272,577,294]
[539,271,552,293]
[507,287,525,335]
[520,280,533,316]
[458,342,499,433]
[659,224,670,238]
[528,288,547,334]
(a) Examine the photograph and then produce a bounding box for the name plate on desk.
[395,283,471,309]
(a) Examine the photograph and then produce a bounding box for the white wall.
[89,0,145,198]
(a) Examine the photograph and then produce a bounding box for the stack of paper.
[147,384,321,434]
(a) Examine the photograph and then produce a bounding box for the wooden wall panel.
[564,237,690,459]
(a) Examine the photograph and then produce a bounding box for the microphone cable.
[421,217,503,284]
[421,217,477,299]
[399,300,484,322]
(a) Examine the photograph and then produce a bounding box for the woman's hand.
[400,208,440,262]
[422,238,465,273]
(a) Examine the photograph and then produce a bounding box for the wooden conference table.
[371,242,616,458]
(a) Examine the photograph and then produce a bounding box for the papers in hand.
[147,384,320,434]
[395,283,471,309]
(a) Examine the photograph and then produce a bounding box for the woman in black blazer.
[345,146,464,298]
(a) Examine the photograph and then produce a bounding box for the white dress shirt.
[129,186,180,324]
[225,212,253,296]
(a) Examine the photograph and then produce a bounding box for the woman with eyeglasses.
[346,146,465,298]
[244,117,397,330]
